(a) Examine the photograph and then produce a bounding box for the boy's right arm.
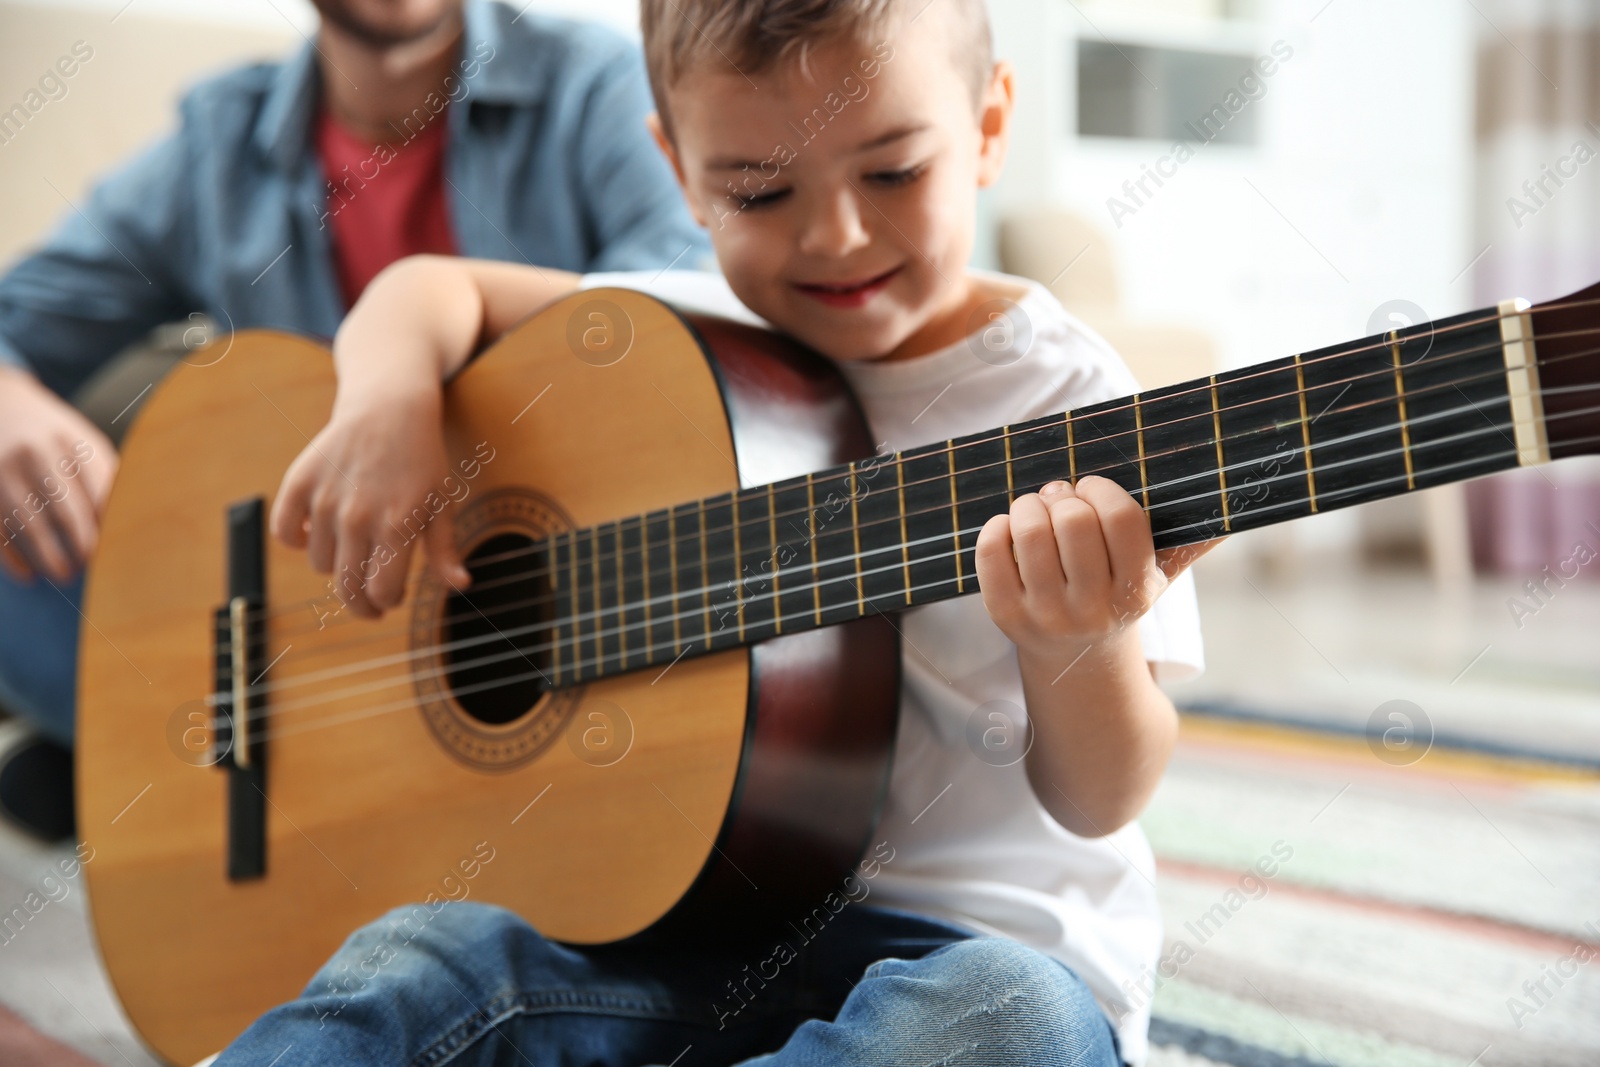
[269,255,580,618]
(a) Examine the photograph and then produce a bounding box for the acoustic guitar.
[78,283,1600,1063]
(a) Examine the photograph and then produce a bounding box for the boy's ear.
[646,112,709,228]
[975,60,1015,189]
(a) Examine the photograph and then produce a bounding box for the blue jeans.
[216,901,1121,1067]
[0,567,80,745]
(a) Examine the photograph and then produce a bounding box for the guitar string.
[440,296,1600,576]
[234,405,1573,714]
[250,334,1600,648]
[244,420,1600,748]
[237,363,1554,678]
[241,359,1600,691]
[215,391,1600,718]
[350,310,1600,579]
[241,304,1578,629]
[243,303,1580,630]
[390,335,1597,603]
[255,346,1555,668]
[251,427,1532,741]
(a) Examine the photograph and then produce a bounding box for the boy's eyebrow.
[854,123,930,152]
[704,124,931,171]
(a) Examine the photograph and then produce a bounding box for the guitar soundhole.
[443,532,550,725]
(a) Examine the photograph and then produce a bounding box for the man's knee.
[871,937,1115,1065]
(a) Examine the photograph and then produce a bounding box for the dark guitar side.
[651,312,902,941]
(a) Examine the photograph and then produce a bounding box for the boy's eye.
[865,164,926,188]
[733,188,791,210]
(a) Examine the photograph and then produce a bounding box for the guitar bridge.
[213,497,268,881]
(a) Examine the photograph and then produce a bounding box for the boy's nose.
[797,188,871,257]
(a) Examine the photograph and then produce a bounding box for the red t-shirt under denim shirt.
[316,107,457,309]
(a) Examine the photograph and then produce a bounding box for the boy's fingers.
[306,490,339,574]
[270,459,314,549]
[422,514,470,590]
[331,526,378,619]
[1072,476,1157,596]
[1009,494,1068,598]
[975,513,1023,622]
[1041,488,1109,610]
[362,534,410,610]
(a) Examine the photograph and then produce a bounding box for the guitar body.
[77,290,900,1065]
[84,274,1600,1065]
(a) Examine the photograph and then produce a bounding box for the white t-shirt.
[582,270,1205,1066]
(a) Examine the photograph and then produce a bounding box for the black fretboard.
[507,307,1521,686]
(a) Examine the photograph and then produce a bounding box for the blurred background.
[0,0,1596,1064]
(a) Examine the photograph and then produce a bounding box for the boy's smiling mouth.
[792,265,902,308]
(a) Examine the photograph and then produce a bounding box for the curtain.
[1469,0,1600,574]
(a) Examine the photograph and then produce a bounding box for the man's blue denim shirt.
[0,0,711,400]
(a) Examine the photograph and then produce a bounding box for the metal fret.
[1292,354,1319,512]
[849,462,864,615]
[730,493,745,639]
[805,473,822,626]
[1003,424,1015,501]
[668,511,682,656]
[638,516,652,660]
[767,483,781,634]
[947,440,964,592]
[568,528,582,681]
[896,453,912,605]
[1133,395,1150,508]
[551,531,563,686]
[1065,413,1077,483]
[589,525,603,676]
[697,500,711,645]
[1388,330,1417,490]
[1208,376,1231,532]
[614,520,627,668]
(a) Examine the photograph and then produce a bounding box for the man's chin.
[314,1,459,48]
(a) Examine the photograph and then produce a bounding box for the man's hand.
[269,387,471,620]
[0,365,118,583]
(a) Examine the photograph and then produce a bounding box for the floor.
[2,549,1597,1067]
[1144,546,1600,1067]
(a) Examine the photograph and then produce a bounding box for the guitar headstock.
[1531,279,1600,459]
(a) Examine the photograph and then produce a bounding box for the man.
[0,0,710,841]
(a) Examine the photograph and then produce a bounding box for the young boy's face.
[653,9,1011,364]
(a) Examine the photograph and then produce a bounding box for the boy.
[223,1,1209,1063]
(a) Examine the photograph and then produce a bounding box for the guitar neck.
[542,298,1560,686]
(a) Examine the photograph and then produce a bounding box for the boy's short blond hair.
[639,0,994,136]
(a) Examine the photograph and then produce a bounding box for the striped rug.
[1143,706,1600,1067]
